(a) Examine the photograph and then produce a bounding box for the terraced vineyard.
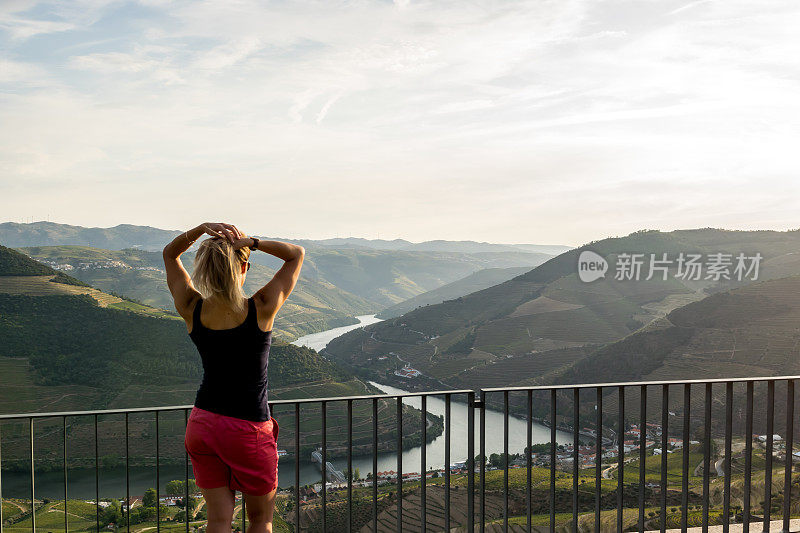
[0,275,178,319]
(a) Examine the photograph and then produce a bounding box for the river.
[1,314,569,499]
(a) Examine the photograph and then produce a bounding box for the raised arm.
[249,239,305,316]
[163,222,242,316]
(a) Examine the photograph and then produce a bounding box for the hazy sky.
[2,0,799,246]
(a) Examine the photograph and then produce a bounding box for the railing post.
[467,391,475,533]
[294,402,301,533]
[445,394,451,533]
[183,410,189,533]
[660,384,669,532]
[126,413,130,533]
[573,387,579,533]
[617,386,625,533]
[703,382,712,531]
[64,415,69,533]
[765,380,775,530]
[30,417,35,533]
[595,387,602,533]
[743,381,753,533]
[0,421,3,533]
[550,389,556,533]
[420,395,427,533]
[347,398,353,533]
[639,385,646,533]
[372,398,378,533]
[527,389,532,532]
[480,390,486,533]
[504,390,509,533]
[155,411,160,532]
[681,384,690,533]
[783,379,794,533]
[95,413,99,533]
[396,396,402,533]
[322,400,327,533]
[723,382,733,532]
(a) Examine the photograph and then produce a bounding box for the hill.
[0,246,435,478]
[3,222,556,314]
[376,266,532,319]
[250,246,554,309]
[325,228,800,392]
[557,274,800,386]
[17,245,373,341]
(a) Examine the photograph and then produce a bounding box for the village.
[39,258,164,273]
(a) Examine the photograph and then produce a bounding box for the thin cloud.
[1,0,799,244]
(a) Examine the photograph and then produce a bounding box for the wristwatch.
[250,237,259,250]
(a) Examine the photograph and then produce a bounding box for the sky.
[1,0,799,247]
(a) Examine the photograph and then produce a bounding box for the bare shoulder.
[252,293,277,332]
[179,294,202,333]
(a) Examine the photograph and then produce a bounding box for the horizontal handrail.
[2,376,798,532]
[481,373,800,392]
[5,374,800,420]
[0,388,475,420]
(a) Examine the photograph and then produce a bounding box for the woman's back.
[189,296,274,422]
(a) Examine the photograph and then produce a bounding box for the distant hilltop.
[0,221,572,255]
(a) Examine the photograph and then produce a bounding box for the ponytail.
[191,236,251,314]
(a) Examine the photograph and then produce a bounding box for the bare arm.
[250,239,305,316]
[163,222,242,317]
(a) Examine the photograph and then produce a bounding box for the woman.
[162,221,304,533]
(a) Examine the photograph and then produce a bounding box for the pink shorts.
[184,406,279,495]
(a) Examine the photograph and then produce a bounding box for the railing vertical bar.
[184,410,189,533]
[62,416,68,533]
[783,379,794,533]
[527,389,532,533]
[743,381,753,533]
[294,402,300,533]
[322,401,327,533]
[595,386,602,533]
[31,417,35,533]
[396,396,403,533]
[95,413,99,533]
[155,411,159,532]
[347,399,353,533]
[445,394,451,533]
[480,390,486,533]
[125,413,130,533]
[639,385,646,533]
[467,391,475,533]
[421,395,427,533]
[373,398,378,533]
[660,384,668,533]
[681,384,690,533]
[504,390,509,533]
[723,382,733,532]
[702,383,712,532]
[764,380,775,530]
[573,387,579,533]
[617,386,625,533]
[0,421,3,533]
[550,389,556,533]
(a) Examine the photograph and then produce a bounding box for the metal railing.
[0,376,799,532]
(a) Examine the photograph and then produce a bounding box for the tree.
[166,480,183,496]
[100,499,122,527]
[353,467,361,481]
[143,488,158,508]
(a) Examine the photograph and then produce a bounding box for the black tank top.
[189,296,273,421]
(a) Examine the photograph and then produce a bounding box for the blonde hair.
[191,236,251,314]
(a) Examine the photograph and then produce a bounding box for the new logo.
[577,250,608,283]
